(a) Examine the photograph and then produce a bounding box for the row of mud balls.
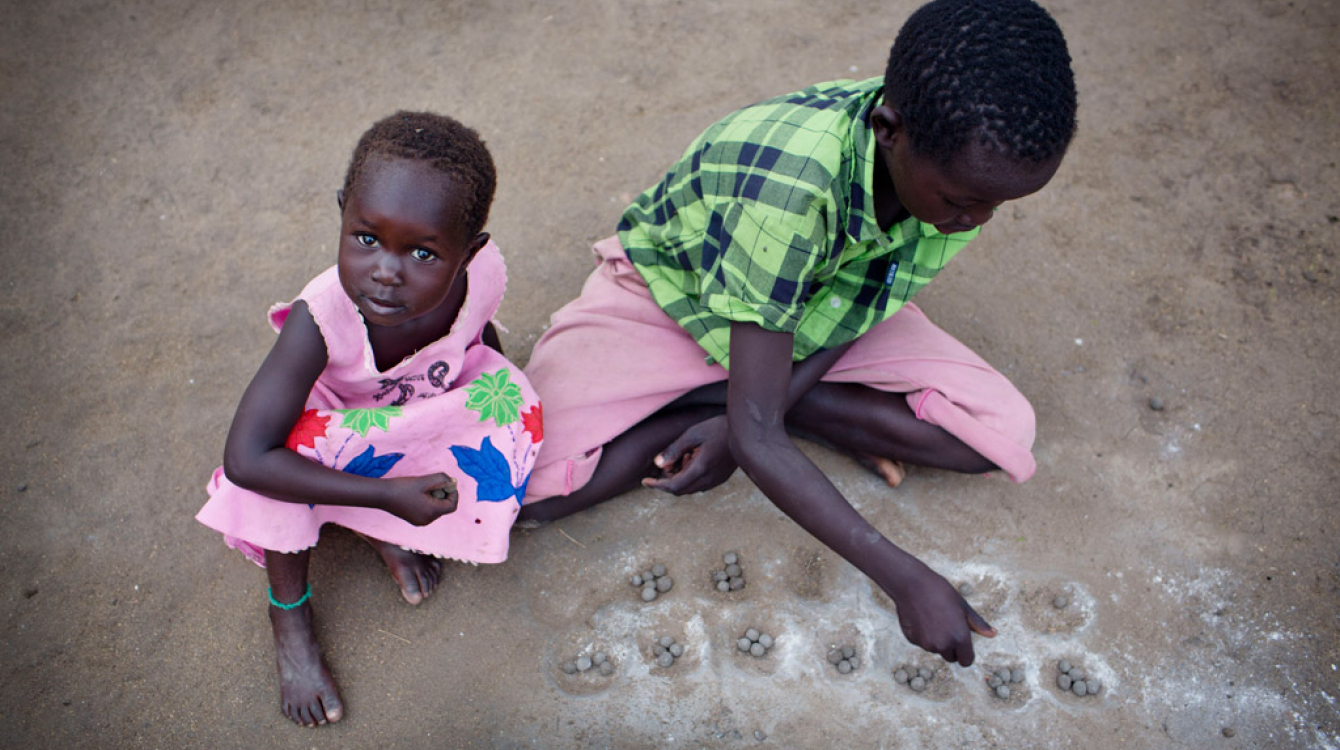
[1057,659,1102,696]
[629,564,674,602]
[826,646,861,674]
[561,651,615,676]
[712,552,747,592]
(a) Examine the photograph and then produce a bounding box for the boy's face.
[336,156,487,329]
[871,105,1062,234]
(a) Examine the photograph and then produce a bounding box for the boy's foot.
[269,604,343,727]
[855,454,906,487]
[360,534,442,605]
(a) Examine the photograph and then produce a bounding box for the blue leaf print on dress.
[450,437,525,505]
[341,445,405,478]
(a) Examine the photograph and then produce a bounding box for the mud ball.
[656,576,673,592]
[562,661,578,675]
[894,669,909,684]
[837,660,853,674]
[758,634,773,649]
[827,650,844,666]
[1071,679,1088,696]
[729,577,745,591]
[576,656,592,672]
[669,643,684,657]
[738,638,753,652]
[750,643,766,657]
[651,563,667,577]
[1057,673,1072,690]
[745,628,760,642]
[1057,659,1071,674]
[1149,396,1165,411]
[631,574,643,586]
[996,685,1011,699]
[717,581,730,592]
[659,636,674,648]
[599,660,615,676]
[910,676,927,692]
[918,667,932,681]
[712,552,747,592]
[1053,594,1070,609]
[1011,668,1026,683]
[1087,678,1102,695]
[641,587,658,602]
[657,652,675,668]
[653,643,667,656]
[724,552,739,565]
[958,582,974,596]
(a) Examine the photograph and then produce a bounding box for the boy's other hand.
[643,415,737,495]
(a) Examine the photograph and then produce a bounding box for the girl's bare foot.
[360,534,443,604]
[855,454,906,487]
[269,604,343,727]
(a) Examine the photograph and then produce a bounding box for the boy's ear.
[337,189,346,211]
[465,232,489,262]
[870,105,906,151]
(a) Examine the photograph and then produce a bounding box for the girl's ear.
[870,105,906,151]
[337,189,346,211]
[465,232,489,263]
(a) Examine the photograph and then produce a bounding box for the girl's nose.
[371,254,402,285]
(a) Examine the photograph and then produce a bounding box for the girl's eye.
[411,248,436,262]
[355,233,378,248]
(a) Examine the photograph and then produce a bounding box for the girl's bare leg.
[357,534,442,605]
[517,405,722,523]
[264,549,343,727]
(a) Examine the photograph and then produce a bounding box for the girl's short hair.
[343,111,497,238]
[884,0,1077,165]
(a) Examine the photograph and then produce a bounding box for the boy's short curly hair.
[884,0,1077,165]
[343,111,496,238]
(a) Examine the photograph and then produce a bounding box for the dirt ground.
[2,0,1337,747]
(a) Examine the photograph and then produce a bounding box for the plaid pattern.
[619,78,979,368]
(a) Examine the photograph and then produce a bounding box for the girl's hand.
[642,415,737,495]
[381,474,459,526]
[890,565,996,667]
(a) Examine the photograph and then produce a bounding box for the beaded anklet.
[268,583,312,610]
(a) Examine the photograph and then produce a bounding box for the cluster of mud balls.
[736,627,774,657]
[711,552,747,592]
[826,645,861,674]
[561,650,615,677]
[651,635,685,668]
[630,564,674,602]
[987,666,1026,699]
[1056,659,1102,696]
[893,664,936,692]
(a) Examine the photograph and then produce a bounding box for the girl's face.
[336,156,486,329]
[871,105,1062,235]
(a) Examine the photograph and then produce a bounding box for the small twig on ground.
[557,528,587,548]
[377,628,412,645]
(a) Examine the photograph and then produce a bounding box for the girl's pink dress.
[197,242,542,566]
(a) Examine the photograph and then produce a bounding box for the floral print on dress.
[464,369,524,426]
[336,406,403,436]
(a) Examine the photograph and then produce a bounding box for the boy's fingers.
[966,607,997,638]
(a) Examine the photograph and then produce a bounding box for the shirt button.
[830,298,842,309]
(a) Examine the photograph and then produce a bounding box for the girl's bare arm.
[221,301,455,525]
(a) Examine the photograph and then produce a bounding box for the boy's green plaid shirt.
[619,78,979,369]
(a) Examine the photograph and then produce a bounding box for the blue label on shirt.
[884,262,899,285]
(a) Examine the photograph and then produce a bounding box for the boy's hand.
[643,416,737,495]
[382,474,459,526]
[892,566,996,667]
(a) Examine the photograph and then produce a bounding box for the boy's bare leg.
[357,534,442,605]
[786,382,997,477]
[517,405,723,523]
[264,549,343,727]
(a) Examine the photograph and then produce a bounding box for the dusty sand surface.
[2,0,1338,748]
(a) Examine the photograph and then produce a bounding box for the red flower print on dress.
[285,409,331,452]
[522,402,543,443]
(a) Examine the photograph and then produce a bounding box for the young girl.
[196,112,541,727]
[520,0,1075,669]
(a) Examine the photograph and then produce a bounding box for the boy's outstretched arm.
[222,301,457,526]
[724,320,995,666]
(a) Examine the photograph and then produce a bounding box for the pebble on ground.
[651,635,684,668]
[561,649,615,677]
[1055,658,1103,697]
[737,627,774,658]
[827,645,860,674]
[711,551,747,592]
[893,664,936,692]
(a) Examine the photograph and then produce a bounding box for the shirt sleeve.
[697,190,830,334]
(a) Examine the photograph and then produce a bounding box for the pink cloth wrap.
[522,236,1034,502]
[197,242,542,566]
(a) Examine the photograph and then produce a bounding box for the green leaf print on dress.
[334,406,403,436]
[464,369,523,426]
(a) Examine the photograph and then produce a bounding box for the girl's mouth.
[362,295,404,315]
